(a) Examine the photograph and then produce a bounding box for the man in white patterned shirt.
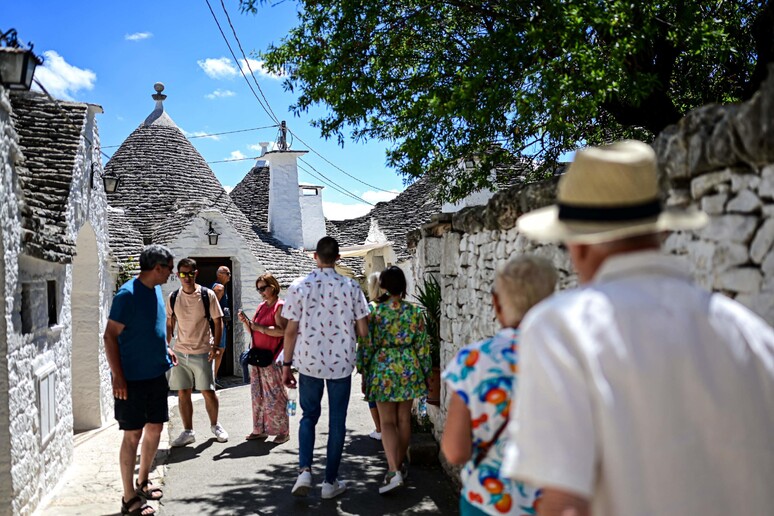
[282,236,370,500]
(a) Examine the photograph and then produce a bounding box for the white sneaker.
[171,430,195,448]
[211,423,229,442]
[369,430,382,441]
[379,471,404,494]
[321,480,347,499]
[292,470,312,497]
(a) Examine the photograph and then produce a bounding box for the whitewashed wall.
[0,91,112,515]
[267,151,307,249]
[299,186,326,250]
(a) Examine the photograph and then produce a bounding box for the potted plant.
[415,275,442,405]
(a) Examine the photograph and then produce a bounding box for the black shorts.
[114,373,169,431]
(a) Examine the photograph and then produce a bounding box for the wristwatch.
[282,361,293,367]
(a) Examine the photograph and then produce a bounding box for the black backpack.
[170,286,215,336]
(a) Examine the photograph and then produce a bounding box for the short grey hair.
[139,244,174,271]
[496,255,558,322]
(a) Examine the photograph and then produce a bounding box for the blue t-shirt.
[109,278,172,381]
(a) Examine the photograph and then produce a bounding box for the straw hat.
[517,140,708,244]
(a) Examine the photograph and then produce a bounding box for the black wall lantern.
[0,29,43,91]
[206,221,220,245]
[90,163,120,193]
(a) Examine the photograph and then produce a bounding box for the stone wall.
[409,65,774,446]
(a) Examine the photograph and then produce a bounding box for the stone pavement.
[36,373,459,515]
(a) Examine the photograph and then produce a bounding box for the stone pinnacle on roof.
[143,82,176,127]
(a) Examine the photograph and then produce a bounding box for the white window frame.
[35,364,57,446]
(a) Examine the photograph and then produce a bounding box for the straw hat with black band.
[517,140,709,244]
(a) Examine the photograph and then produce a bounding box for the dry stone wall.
[410,64,774,444]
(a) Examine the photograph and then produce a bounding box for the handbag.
[246,342,283,367]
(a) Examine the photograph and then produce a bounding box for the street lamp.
[206,221,220,246]
[90,163,120,194]
[0,29,43,91]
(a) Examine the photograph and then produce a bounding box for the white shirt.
[501,250,774,516]
[283,268,369,379]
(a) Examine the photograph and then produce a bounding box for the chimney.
[267,149,308,248]
[259,142,269,156]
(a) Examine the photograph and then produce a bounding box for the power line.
[219,0,281,125]
[204,0,280,125]
[290,128,394,193]
[102,124,278,148]
[207,155,260,164]
[297,162,375,206]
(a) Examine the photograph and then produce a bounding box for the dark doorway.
[192,257,234,376]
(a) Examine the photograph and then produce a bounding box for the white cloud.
[362,190,400,204]
[247,141,275,152]
[240,58,283,80]
[31,51,96,100]
[323,201,373,220]
[205,89,236,100]
[198,57,238,79]
[229,150,247,160]
[125,32,152,41]
[180,128,220,141]
[223,185,234,194]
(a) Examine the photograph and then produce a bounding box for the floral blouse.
[357,299,430,402]
[443,328,541,515]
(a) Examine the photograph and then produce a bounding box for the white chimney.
[267,150,308,248]
[299,185,327,249]
[259,142,270,157]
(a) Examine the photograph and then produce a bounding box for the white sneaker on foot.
[292,470,312,497]
[321,480,347,499]
[379,471,404,494]
[211,423,229,442]
[369,430,382,441]
[171,430,195,448]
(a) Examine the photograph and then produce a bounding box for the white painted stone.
[298,185,327,249]
[759,165,774,199]
[700,193,728,215]
[735,288,774,325]
[763,204,774,217]
[267,150,307,248]
[762,249,774,276]
[691,169,732,198]
[726,189,762,213]
[714,267,762,293]
[440,233,461,276]
[699,215,758,243]
[750,219,774,264]
[731,174,760,193]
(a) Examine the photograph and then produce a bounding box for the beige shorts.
[167,351,215,391]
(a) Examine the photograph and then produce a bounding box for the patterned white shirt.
[284,268,370,379]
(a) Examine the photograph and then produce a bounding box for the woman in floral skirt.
[358,266,429,494]
[238,273,290,444]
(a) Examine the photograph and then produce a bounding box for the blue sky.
[7,0,405,219]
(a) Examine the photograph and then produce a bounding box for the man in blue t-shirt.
[104,244,177,516]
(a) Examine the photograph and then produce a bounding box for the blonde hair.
[495,255,558,324]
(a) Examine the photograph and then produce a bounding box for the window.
[21,283,33,334]
[47,280,57,326]
[301,187,319,196]
[36,364,57,445]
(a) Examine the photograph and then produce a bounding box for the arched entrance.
[71,221,102,431]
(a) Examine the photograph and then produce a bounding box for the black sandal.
[121,495,156,515]
[135,479,163,501]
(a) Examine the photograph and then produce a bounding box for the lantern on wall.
[206,221,220,246]
[0,29,43,91]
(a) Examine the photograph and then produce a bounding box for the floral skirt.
[250,363,289,435]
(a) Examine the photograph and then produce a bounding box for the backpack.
[170,286,215,336]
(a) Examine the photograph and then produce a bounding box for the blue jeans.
[298,373,351,483]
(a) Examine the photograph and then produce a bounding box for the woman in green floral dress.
[357,266,430,494]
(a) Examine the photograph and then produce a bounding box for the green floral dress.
[358,300,430,402]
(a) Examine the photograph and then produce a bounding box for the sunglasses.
[257,285,270,292]
[178,271,196,279]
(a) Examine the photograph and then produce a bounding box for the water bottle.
[418,396,427,418]
[286,388,297,416]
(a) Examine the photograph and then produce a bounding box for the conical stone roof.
[104,83,314,285]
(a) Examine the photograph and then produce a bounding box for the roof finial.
[152,82,167,101]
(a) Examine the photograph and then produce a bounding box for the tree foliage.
[242,0,773,201]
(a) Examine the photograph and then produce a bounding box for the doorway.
[192,257,234,376]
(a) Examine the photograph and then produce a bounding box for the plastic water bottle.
[418,396,427,418]
[286,388,297,416]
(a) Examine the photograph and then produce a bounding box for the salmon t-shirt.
[166,285,223,354]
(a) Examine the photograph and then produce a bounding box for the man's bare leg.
[178,389,194,430]
[201,390,220,426]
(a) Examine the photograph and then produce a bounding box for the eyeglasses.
[257,285,269,292]
[178,271,196,279]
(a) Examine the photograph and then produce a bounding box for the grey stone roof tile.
[9,91,87,263]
